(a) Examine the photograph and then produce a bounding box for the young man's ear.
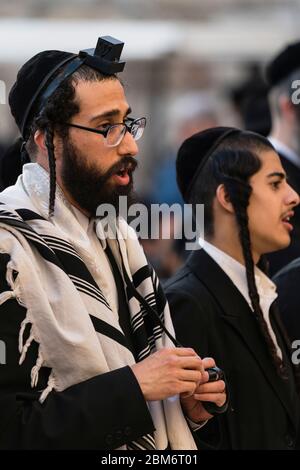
[216,184,235,214]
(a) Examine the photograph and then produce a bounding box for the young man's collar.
[199,238,277,301]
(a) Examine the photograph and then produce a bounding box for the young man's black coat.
[165,248,300,450]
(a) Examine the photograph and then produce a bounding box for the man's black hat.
[266,40,300,88]
[176,126,241,202]
[9,36,125,138]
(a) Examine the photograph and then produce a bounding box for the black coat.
[165,249,300,450]
[0,253,154,450]
[273,257,300,345]
[267,152,300,276]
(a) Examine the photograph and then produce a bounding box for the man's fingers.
[175,355,203,371]
[177,368,202,383]
[202,357,216,369]
[193,392,227,407]
[173,347,199,357]
[195,380,226,394]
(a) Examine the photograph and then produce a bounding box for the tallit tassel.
[5,260,16,288]
[19,332,34,365]
[0,290,15,305]
[30,348,44,388]
[39,376,56,404]
[18,317,31,353]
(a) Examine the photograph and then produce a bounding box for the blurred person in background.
[230,63,271,137]
[266,41,300,275]
[142,93,220,280]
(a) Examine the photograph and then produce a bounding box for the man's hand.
[180,357,227,423]
[131,347,205,401]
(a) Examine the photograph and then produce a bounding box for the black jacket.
[0,253,154,449]
[165,249,300,450]
[273,257,300,345]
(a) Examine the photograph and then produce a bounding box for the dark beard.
[61,138,137,216]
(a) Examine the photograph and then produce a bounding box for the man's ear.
[216,184,235,214]
[34,129,62,164]
[34,130,48,156]
[279,95,296,123]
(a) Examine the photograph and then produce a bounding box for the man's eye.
[271,181,281,190]
[98,123,111,131]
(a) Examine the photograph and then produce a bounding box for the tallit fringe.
[31,348,44,388]
[19,330,34,365]
[39,375,56,404]
[0,289,15,304]
[2,257,46,391]
[5,259,26,307]
[18,317,31,353]
[0,259,22,306]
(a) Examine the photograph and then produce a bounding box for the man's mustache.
[104,156,138,180]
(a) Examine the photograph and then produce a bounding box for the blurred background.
[0,0,300,278]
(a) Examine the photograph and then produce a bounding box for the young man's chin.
[265,238,291,254]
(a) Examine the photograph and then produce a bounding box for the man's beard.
[60,138,137,216]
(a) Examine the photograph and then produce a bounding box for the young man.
[0,37,226,450]
[165,126,300,449]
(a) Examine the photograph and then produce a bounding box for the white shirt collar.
[200,239,278,309]
[200,239,282,359]
[268,137,300,169]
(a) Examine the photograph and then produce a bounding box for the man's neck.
[270,122,300,156]
[206,234,259,266]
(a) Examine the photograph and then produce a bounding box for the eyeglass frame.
[63,116,146,147]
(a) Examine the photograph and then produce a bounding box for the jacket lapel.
[187,248,296,427]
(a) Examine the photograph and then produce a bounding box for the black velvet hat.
[176,126,240,202]
[9,50,74,138]
[266,40,300,88]
[9,36,125,138]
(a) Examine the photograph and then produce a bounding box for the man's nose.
[119,129,139,157]
[286,183,300,207]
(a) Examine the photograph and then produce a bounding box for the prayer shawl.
[0,163,196,450]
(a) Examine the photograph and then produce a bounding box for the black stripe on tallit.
[126,265,151,301]
[15,208,46,221]
[90,314,132,352]
[0,209,108,306]
[0,215,64,270]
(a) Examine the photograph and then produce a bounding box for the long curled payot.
[45,127,56,217]
[222,172,285,376]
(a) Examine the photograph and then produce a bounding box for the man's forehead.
[74,78,129,117]
[260,149,284,172]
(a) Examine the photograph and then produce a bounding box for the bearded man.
[0,37,226,450]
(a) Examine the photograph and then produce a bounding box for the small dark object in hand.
[207,366,224,382]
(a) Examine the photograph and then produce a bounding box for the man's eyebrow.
[89,107,132,123]
[266,172,286,180]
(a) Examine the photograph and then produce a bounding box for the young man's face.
[247,148,299,257]
[56,78,139,215]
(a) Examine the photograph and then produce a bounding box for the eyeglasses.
[64,117,146,147]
